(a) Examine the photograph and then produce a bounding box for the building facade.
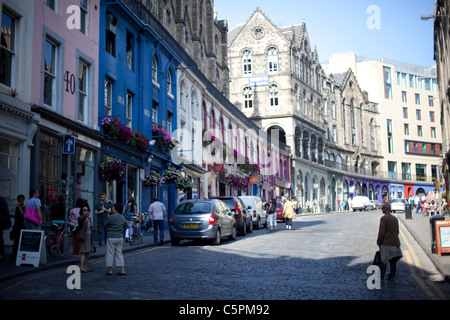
[327,52,443,199]
[433,0,450,206]
[30,0,101,217]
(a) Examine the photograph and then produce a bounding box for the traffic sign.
[63,135,76,154]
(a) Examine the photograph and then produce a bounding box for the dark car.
[169,199,237,246]
[214,196,252,235]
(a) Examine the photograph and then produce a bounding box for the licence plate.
[184,223,198,228]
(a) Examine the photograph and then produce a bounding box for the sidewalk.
[0,228,170,282]
[397,212,450,283]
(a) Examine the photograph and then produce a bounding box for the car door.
[216,200,231,235]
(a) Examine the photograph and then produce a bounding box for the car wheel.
[228,225,237,241]
[240,220,247,236]
[247,218,253,233]
[255,217,261,230]
[211,229,221,245]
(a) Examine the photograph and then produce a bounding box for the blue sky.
[214,0,436,67]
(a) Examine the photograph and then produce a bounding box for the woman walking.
[78,204,93,272]
[267,198,277,231]
[104,203,129,276]
[283,198,295,230]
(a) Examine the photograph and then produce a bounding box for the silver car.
[169,199,237,246]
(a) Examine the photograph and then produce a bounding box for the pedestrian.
[0,195,11,260]
[94,193,111,247]
[78,204,93,272]
[377,203,403,281]
[69,198,85,255]
[283,198,294,230]
[123,197,137,242]
[306,199,311,213]
[148,197,167,244]
[104,202,128,276]
[263,199,270,229]
[23,189,43,230]
[267,198,277,231]
[10,194,25,257]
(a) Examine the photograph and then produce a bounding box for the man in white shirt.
[148,197,167,244]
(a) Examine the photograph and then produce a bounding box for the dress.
[78,215,93,253]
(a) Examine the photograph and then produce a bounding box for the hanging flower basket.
[99,158,126,182]
[101,117,120,139]
[177,176,193,193]
[227,174,248,189]
[162,166,182,185]
[130,129,149,153]
[143,170,164,189]
[152,124,173,153]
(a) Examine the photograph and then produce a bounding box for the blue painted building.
[98,0,180,217]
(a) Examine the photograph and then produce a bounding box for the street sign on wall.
[63,135,76,154]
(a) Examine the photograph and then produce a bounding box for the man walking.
[377,203,402,280]
[148,197,167,244]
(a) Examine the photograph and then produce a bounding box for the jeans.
[153,219,164,243]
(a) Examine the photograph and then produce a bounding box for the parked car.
[370,200,382,210]
[352,196,372,211]
[169,199,237,246]
[239,196,267,230]
[276,201,284,222]
[214,196,252,235]
[390,198,406,212]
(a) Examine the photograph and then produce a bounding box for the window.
[126,91,132,128]
[269,85,278,106]
[350,100,355,128]
[167,69,172,95]
[432,165,438,181]
[415,93,420,105]
[428,96,434,106]
[417,125,422,137]
[332,125,336,143]
[402,91,407,103]
[242,50,252,75]
[152,55,158,83]
[0,10,15,87]
[431,127,436,138]
[43,38,57,108]
[429,111,435,122]
[267,47,278,73]
[403,107,408,119]
[243,87,253,108]
[105,12,116,57]
[77,59,89,124]
[331,101,336,118]
[104,78,112,116]
[46,0,57,11]
[152,101,158,124]
[416,164,426,181]
[416,109,421,121]
[167,112,173,134]
[323,99,327,116]
[387,119,393,153]
[388,161,397,179]
[402,163,411,180]
[404,124,409,135]
[80,0,89,35]
[126,31,133,70]
[352,134,356,145]
[383,66,392,99]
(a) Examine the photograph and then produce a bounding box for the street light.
[421,14,450,20]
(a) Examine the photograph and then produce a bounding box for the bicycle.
[45,221,74,260]
[129,215,142,246]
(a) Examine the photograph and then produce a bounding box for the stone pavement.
[1,210,449,283]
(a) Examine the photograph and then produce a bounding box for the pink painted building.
[30,0,101,212]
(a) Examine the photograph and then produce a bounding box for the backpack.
[124,204,133,220]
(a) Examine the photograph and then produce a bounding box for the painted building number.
[64,71,76,94]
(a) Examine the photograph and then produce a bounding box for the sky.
[214,0,436,67]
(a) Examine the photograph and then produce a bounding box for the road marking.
[400,228,448,300]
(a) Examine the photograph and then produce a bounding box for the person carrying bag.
[23,189,42,230]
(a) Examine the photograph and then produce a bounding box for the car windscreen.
[220,199,235,210]
[174,202,212,214]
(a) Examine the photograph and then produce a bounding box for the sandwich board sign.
[16,229,46,267]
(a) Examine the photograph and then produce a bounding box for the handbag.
[373,251,381,266]
[24,199,40,225]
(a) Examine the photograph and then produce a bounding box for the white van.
[239,196,267,229]
[352,196,372,211]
